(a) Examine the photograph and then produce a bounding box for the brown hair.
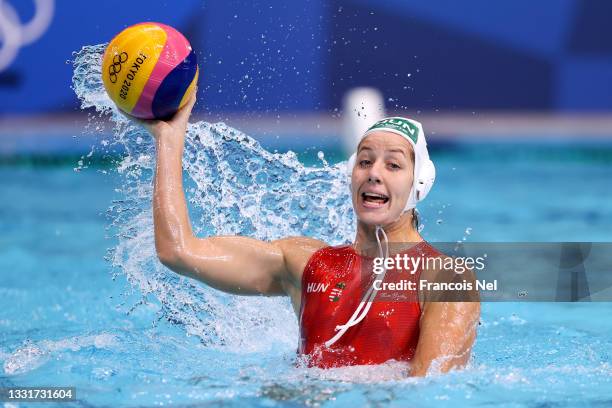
[412,208,419,230]
[409,148,419,231]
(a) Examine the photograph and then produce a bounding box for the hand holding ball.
[102,22,198,120]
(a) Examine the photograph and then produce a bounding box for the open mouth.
[361,192,389,206]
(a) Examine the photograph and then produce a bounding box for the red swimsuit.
[299,241,438,368]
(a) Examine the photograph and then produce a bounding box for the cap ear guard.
[347,153,356,178]
[346,153,356,193]
[414,158,435,201]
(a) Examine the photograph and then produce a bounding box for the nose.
[367,161,383,184]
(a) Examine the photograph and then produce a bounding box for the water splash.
[71,44,355,351]
[3,334,118,375]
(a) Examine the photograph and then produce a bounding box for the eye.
[359,159,372,167]
[388,162,401,170]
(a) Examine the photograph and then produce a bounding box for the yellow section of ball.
[178,66,199,109]
[101,23,166,114]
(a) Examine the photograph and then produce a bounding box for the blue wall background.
[1,0,611,115]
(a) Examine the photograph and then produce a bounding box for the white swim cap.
[347,117,436,211]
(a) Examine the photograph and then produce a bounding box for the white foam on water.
[3,333,118,375]
[298,360,414,383]
[3,342,46,376]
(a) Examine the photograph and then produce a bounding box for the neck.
[353,211,423,256]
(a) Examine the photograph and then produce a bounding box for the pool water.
[1,139,612,407]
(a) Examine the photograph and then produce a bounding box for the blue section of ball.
[152,50,198,119]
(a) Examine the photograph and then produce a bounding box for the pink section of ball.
[131,23,192,119]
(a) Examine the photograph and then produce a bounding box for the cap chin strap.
[325,224,389,348]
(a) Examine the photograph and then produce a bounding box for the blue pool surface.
[1,137,612,407]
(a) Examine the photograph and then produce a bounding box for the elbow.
[157,249,177,268]
[156,243,186,270]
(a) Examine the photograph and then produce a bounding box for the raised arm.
[135,93,324,298]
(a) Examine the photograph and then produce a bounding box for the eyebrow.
[358,146,408,157]
[388,149,408,157]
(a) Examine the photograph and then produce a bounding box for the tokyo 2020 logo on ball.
[101,22,199,120]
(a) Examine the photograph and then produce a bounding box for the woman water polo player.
[131,91,480,375]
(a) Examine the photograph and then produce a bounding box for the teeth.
[363,192,388,199]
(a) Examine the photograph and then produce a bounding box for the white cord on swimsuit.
[325,225,389,347]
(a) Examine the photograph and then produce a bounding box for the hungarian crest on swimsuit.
[329,282,346,302]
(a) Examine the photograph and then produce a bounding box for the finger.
[187,87,197,107]
[172,88,197,124]
[175,92,196,121]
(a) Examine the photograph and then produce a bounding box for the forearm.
[153,135,194,263]
[409,302,480,377]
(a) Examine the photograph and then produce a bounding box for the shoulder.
[272,236,328,256]
[272,237,329,285]
[417,242,480,304]
[419,243,481,318]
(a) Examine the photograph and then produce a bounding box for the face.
[351,132,415,226]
